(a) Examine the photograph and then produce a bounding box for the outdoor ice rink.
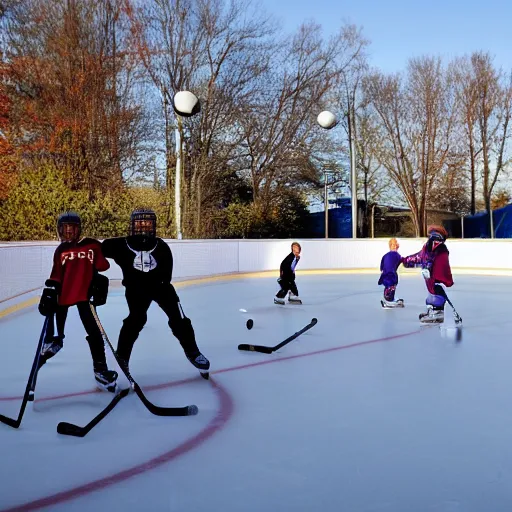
[1,272,512,512]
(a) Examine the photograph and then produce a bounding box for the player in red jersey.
[37,212,118,392]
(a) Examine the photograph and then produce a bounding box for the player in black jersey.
[101,209,210,377]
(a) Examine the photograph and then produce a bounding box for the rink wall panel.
[1,238,512,306]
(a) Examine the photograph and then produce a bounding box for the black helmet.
[130,209,157,238]
[57,211,81,242]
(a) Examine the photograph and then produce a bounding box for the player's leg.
[155,284,210,374]
[115,288,152,369]
[77,302,118,392]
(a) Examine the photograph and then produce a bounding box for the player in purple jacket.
[378,238,404,308]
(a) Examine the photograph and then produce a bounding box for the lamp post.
[175,115,183,239]
[317,110,357,239]
[346,109,357,239]
[370,203,377,238]
[172,91,201,240]
[324,171,328,239]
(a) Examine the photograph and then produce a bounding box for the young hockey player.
[378,237,404,308]
[401,225,454,323]
[101,208,210,378]
[37,212,118,392]
[274,242,302,305]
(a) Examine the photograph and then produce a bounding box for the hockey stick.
[444,296,462,323]
[57,388,130,437]
[238,318,318,354]
[0,316,49,429]
[435,286,462,323]
[28,311,56,401]
[89,304,198,417]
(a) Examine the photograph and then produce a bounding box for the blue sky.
[259,0,512,72]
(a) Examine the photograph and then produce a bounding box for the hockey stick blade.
[238,318,318,354]
[133,383,198,416]
[237,344,273,354]
[57,388,131,437]
[89,304,199,417]
[0,414,20,429]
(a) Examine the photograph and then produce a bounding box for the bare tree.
[125,0,275,236]
[356,105,391,207]
[473,55,512,232]
[365,56,458,236]
[450,52,512,235]
[237,22,364,215]
[452,55,481,214]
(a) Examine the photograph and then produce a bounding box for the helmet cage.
[130,209,157,238]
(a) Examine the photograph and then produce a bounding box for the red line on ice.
[1,378,233,512]
[0,328,423,512]
[0,328,423,403]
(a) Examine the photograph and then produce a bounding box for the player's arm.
[158,240,174,283]
[93,241,110,272]
[401,248,425,268]
[100,237,117,259]
[39,249,62,316]
[280,253,292,278]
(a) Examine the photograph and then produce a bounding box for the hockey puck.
[246,319,254,330]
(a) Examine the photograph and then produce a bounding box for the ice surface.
[1,273,512,512]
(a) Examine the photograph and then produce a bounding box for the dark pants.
[276,278,298,299]
[45,302,107,369]
[117,283,199,362]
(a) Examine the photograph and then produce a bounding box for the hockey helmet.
[57,211,81,243]
[426,225,447,252]
[130,208,157,238]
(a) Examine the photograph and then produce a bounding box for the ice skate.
[287,292,302,305]
[94,364,119,393]
[186,352,210,380]
[381,298,404,309]
[419,305,444,324]
[274,297,285,305]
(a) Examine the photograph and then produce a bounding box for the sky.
[258,0,512,73]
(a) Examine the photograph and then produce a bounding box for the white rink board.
[1,238,512,303]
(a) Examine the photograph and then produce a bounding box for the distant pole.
[324,171,328,239]
[461,215,464,239]
[174,115,183,240]
[371,203,376,238]
[347,110,357,239]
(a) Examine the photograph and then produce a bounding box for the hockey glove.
[89,273,109,307]
[45,279,61,291]
[38,286,58,316]
[421,267,431,280]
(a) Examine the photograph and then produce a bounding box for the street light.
[346,110,358,239]
[172,91,201,240]
[317,110,357,239]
